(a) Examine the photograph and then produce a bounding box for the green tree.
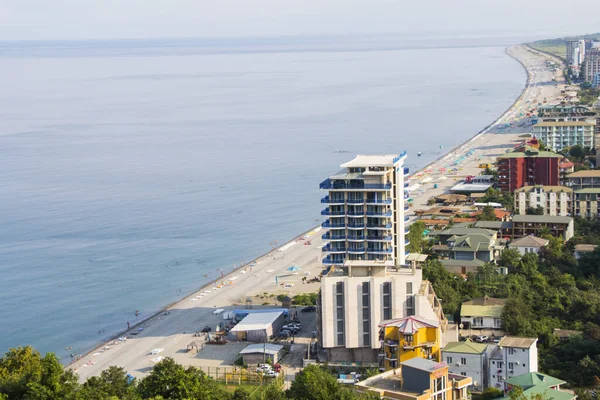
[407,221,426,253]
[477,206,496,221]
[480,386,503,400]
[287,364,347,400]
[498,248,521,270]
[79,366,139,400]
[525,206,545,215]
[0,346,79,400]
[137,358,229,400]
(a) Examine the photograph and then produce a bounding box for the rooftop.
[574,244,598,252]
[229,311,284,332]
[512,215,573,224]
[401,357,447,372]
[450,182,494,193]
[340,154,404,168]
[379,315,439,334]
[463,297,506,306]
[534,120,595,127]
[575,188,600,194]
[449,234,493,253]
[497,148,562,159]
[505,371,565,390]
[509,236,550,248]
[439,259,485,268]
[443,340,489,355]
[461,304,504,318]
[239,343,283,355]
[474,221,514,230]
[515,185,573,193]
[429,227,496,237]
[567,170,600,178]
[498,336,537,349]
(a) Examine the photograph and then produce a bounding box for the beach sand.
[69,44,566,381]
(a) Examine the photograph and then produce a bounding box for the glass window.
[382,282,392,320]
[461,357,466,365]
[447,357,453,364]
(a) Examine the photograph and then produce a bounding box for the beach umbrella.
[287,266,301,272]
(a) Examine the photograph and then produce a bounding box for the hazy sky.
[2,0,600,41]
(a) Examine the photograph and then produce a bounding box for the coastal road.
[70,44,567,381]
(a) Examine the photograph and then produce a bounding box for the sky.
[1,0,600,41]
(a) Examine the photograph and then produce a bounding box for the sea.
[0,34,526,363]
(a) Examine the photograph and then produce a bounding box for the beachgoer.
[127,321,131,329]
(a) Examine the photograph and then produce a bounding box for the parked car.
[282,325,298,334]
[256,364,272,373]
[475,335,489,343]
[262,370,277,377]
[201,325,212,333]
[278,330,291,338]
[213,308,225,315]
[301,306,316,312]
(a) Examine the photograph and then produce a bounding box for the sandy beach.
[69,44,566,381]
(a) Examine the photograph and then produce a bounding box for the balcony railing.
[322,221,345,228]
[367,236,393,241]
[367,247,393,253]
[404,216,410,222]
[322,245,346,253]
[347,210,365,216]
[404,181,409,188]
[347,236,366,241]
[404,204,410,211]
[366,223,392,229]
[320,196,344,204]
[366,211,393,217]
[403,167,410,176]
[347,224,366,229]
[320,179,392,190]
[322,257,343,265]
[321,209,345,216]
[347,199,365,204]
[366,198,392,204]
[322,233,346,241]
[348,247,366,253]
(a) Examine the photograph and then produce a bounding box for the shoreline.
[66,44,557,378]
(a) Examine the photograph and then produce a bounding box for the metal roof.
[509,236,550,248]
[567,170,600,178]
[497,336,537,349]
[515,185,572,193]
[575,188,600,194]
[340,155,401,168]
[460,304,504,318]
[229,311,284,332]
[378,316,439,334]
[239,343,284,355]
[439,259,485,267]
[512,215,573,224]
[401,357,445,372]
[474,221,513,230]
[443,340,489,355]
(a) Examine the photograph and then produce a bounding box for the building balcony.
[347,235,366,241]
[404,204,410,211]
[322,256,343,265]
[365,198,392,205]
[405,251,411,257]
[366,210,392,217]
[405,226,410,234]
[405,239,410,246]
[321,209,345,216]
[347,199,365,204]
[367,247,393,254]
[320,179,392,191]
[404,167,410,176]
[367,236,393,241]
[347,210,365,216]
[366,223,392,229]
[347,223,366,230]
[404,181,409,188]
[321,221,345,229]
[347,247,366,254]
[320,196,344,204]
[382,340,399,348]
[322,244,346,253]
[322,233,346,241]
[404,216,410,222]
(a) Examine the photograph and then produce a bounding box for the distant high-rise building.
[319,154,410,267]
[496,147,561,192]
[579,39,586,65]
[566,40,578,64]
[584,49,600,82]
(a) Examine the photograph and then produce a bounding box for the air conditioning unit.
[456,363,461,366]
[515,361,520,365]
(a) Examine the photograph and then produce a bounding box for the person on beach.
[127,321,130,329]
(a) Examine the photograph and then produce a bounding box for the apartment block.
[496,147,561,192]
[320,154,409,266]
[566,170,600,190]
[532,120,596,152]
[511,215,574,241]
[489,337,538,390]
[443,341,494,392]
[573,188,600,218]
[318,260,450,363]
[514,185,572,216]
[584,49,600,82]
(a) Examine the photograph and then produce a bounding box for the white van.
[213,308,225,315]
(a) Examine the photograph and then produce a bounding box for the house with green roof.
[429,227,504,265]
[442,340,494,392]
[500,372,575,400]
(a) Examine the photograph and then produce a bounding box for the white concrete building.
[532,120,596,151]
[488,337,538,390]
[514,185,572,217]
[443,340,494,392]
[318,260,451,363]
[319,153,410,267]
[460,297,505,331]
[508,236,549,256]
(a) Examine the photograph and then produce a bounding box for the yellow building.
[379,316,441,370]
[356,358,472,400]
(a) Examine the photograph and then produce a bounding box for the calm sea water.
[0,35,525,363]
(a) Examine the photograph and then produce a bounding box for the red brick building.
[497,147,561,192]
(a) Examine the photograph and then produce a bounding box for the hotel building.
[532,120,596,152]
[319,154,410,266]
[514,185,572,217]
[496,147,561,192]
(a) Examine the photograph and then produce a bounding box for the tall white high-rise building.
[579,39,586,65]
[319,154,410,267]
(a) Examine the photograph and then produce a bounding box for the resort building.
[566,170,600,190]
[511,215,574,241]
[531,120,596,152]
[573,188,600,218]
[443,340,493,392]
[488,337,538,390]
[496,147,561,192]
[320,154,409,266]
[355,358,472,400]
[514,185,572,217]
[508,236,549,256]
[460,297,505,331]
[500,372,574,400]
[379,316,442,370]
[317,260,452,363]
